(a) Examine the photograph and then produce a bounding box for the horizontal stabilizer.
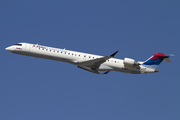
[156,54,174,57]
[157,54,174,63]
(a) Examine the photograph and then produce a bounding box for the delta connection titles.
[33,44,68,53]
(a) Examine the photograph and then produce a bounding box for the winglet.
[98,71,110,75]
[110,51,118,57]
[103,71,110,75]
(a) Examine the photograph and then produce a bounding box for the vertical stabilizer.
[142,53,173,69]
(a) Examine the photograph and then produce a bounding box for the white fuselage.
[5,43,156,74]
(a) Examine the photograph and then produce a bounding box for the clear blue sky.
[1,1,179,120]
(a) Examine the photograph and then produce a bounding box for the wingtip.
[110,51,118,57]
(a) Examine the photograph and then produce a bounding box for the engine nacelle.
[123,58,139,66]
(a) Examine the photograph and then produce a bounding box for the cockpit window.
[14,44,22,46]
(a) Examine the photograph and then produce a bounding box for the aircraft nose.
[5,46,13,51]
[5,47,8,50]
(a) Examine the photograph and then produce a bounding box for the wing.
[77,51,118,74]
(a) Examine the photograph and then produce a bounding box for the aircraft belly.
[112,66,141,74]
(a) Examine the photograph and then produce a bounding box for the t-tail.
[142,53,174,69]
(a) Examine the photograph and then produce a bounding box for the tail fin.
[142,53,174,69]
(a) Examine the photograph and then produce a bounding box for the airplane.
[5,42,174,74]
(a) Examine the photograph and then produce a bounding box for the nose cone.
[5,46,13,52]
[5,47,9,50]
[5,47,10,51]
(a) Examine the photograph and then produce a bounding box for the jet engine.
[123,58,139,66]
